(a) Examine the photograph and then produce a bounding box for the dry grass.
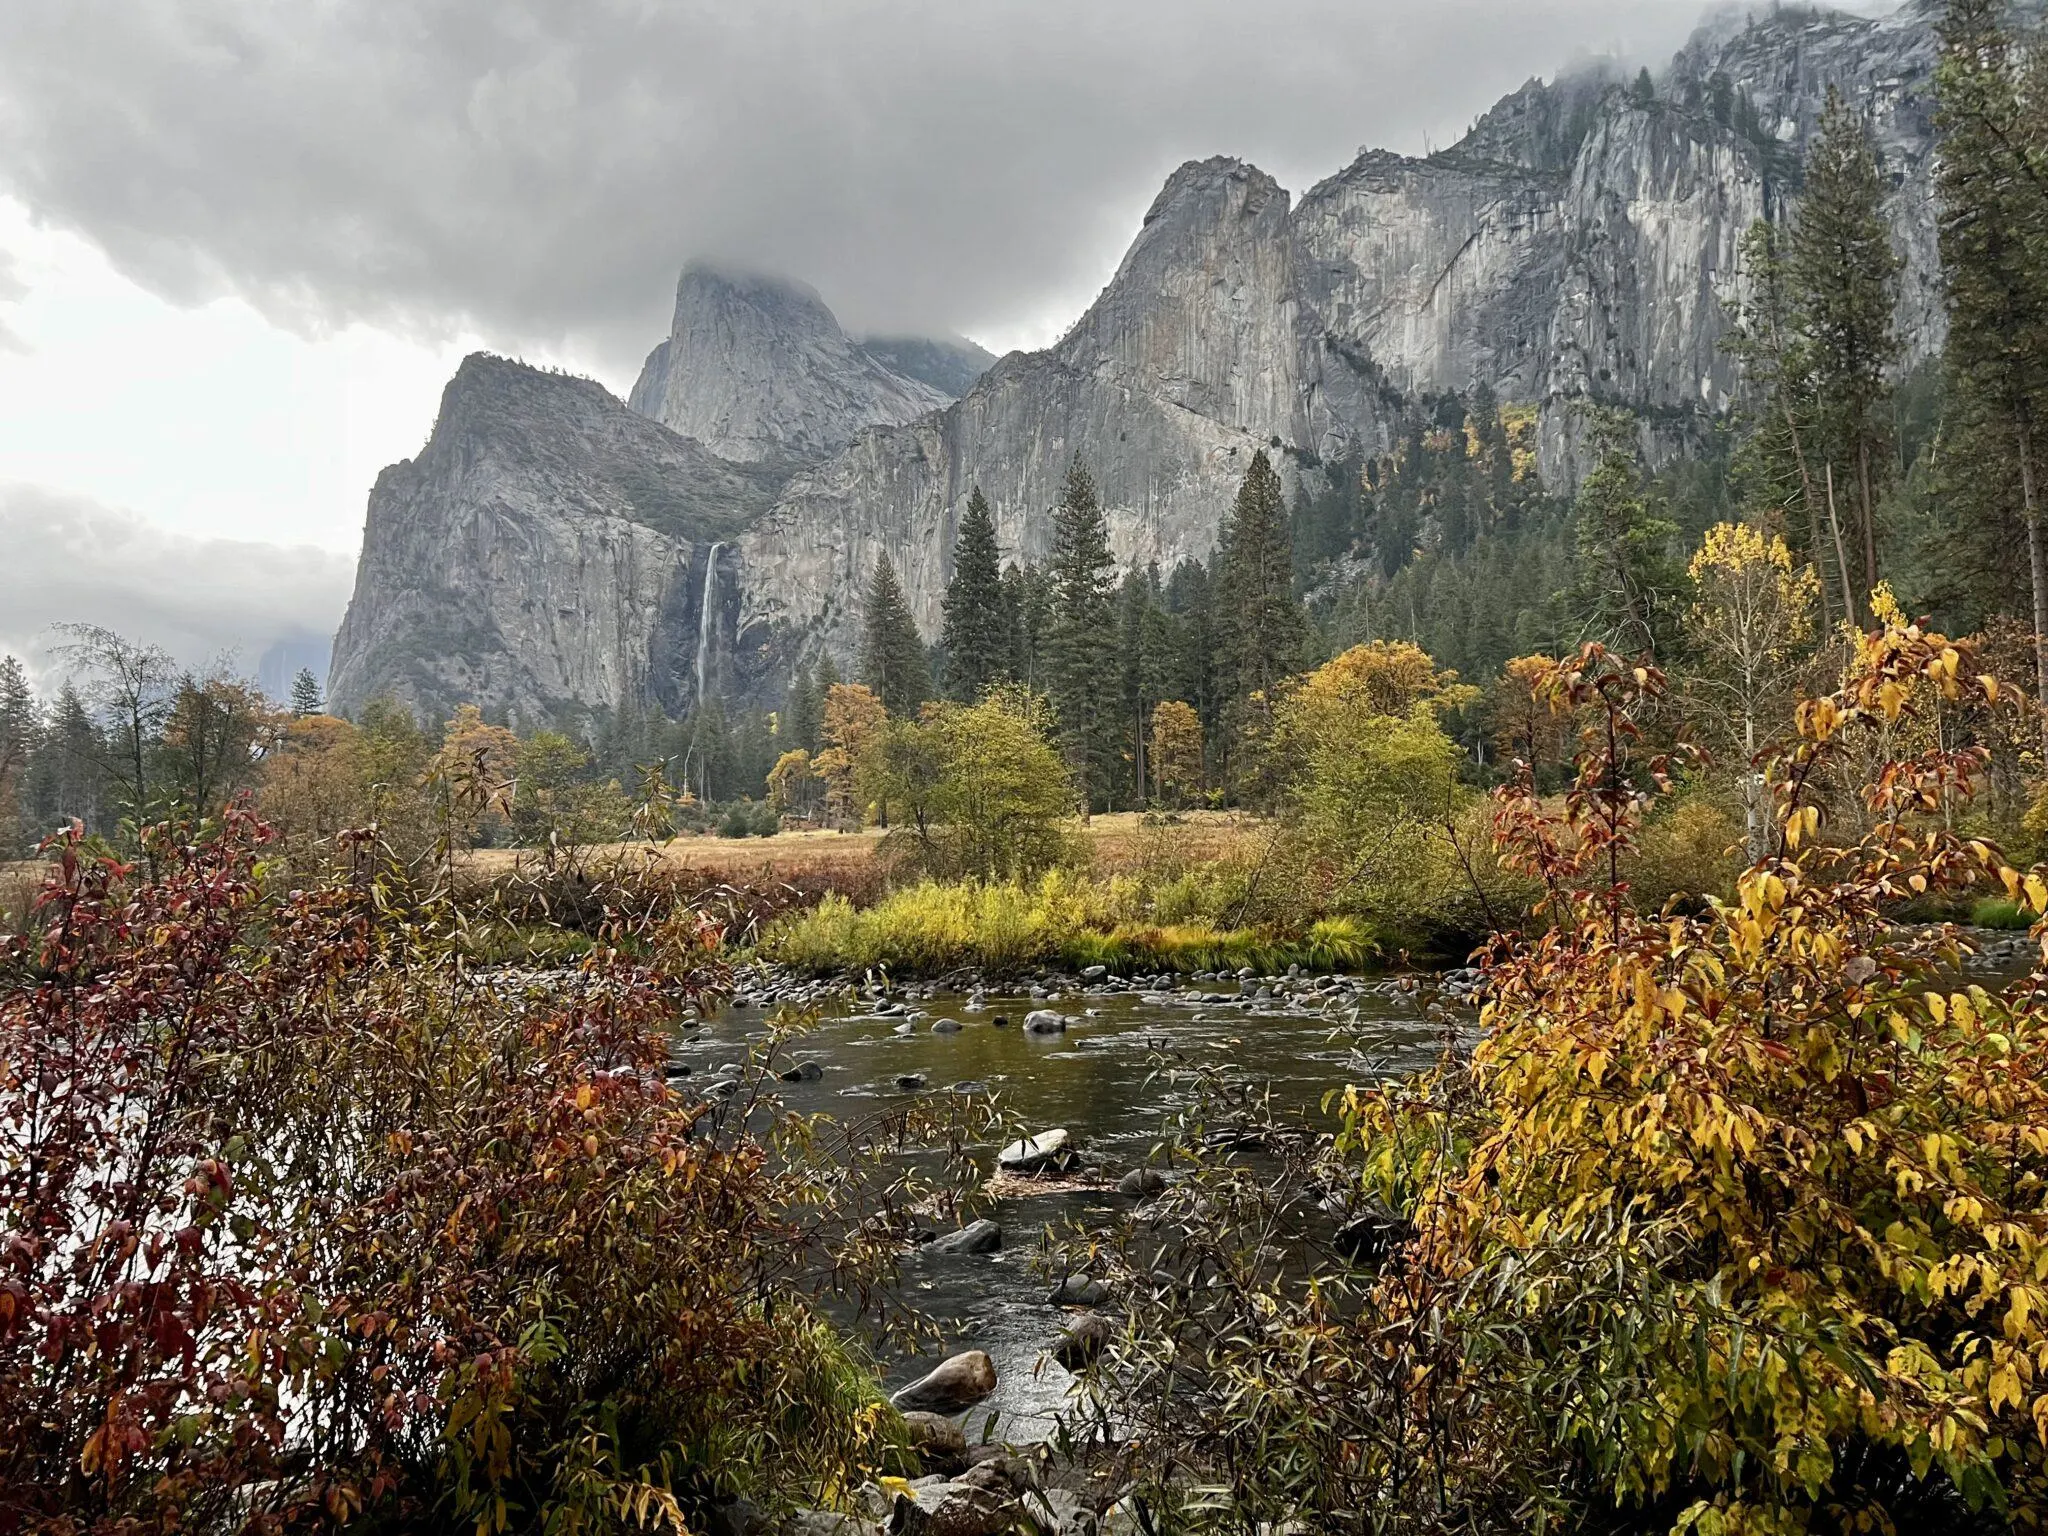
[455,811,1267,884]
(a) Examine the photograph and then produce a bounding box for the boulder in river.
[996,1128,1071,1173]
[1047,1274,1109,1307]
[1022,1009,1067,1034]
[924,1218,1002,1255]
[930,1018,962,1034]
[780,1060,824,1083]
[896,1073,929,1091]
[891,1350,998,1413]
[1049,1311,1113,1370]
[1116,1167,1166,1197]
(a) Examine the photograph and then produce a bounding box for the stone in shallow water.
[1023,1009,1066,1034]
[1049,1310,1113,1370]
[996,1128,1071,1172]
[931,1017,962,1033]
[1117,1166,1166,1197]
[1047,1274,1109,1307]
[891,1349,998,1413]
[924,1218,1002,1255]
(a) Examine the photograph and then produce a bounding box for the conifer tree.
[940,487,1009,701]
[859,551,930,716]
[785,665,824,753]
[1216,450,1308,745]
[288,667,324,717]
[1789,87,1901,609]
[1571,417,1683,660]
[1937,0,2048,749]
[1044,456,1120,807]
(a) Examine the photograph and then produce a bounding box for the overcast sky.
[0,0,1879,684]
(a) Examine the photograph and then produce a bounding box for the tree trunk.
[1857,437,1879,598]
[1825,463,1859,624]
[1780,401,1832,630]
[2018,404,2048,759]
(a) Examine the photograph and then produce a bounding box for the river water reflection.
[672,979,1464,1441]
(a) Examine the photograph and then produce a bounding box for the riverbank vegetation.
[0,811,967,1532]
[14,7,2048,1531]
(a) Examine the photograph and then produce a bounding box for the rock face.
[334,5,1956,720]
[738,4,1952,661]
[327,354,787,722]
[627,263,963,463]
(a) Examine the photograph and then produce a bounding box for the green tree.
[0,656,38,855]
[288,667,323,716]
[940,487,1009,701]
[859,551,930,716]
[783,665,822,754]
[1002,563,1053,690]
[863,687,1072,879]
[1217,450,1309,758]
[1044,456,1120,807]
[1789,86,1901,609]
[1937,0,2048,750]
[1727,218,1853,629]
[1571,422,1683,659]
[162,674,268,819]
[1117,568,1174,808]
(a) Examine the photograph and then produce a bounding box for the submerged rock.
[1022,1010,1067,1034]
[1047,1275,1109,1308]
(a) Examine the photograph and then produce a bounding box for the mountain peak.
[628,261,958,462]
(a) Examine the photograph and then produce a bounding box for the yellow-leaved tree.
[1685,520,1820,856]
[1269,641,1480,934]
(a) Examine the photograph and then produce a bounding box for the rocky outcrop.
[737,4,1949,661]
[628,263,958,463]
[327,354,788,723]
[738,157,1334,653]
[334,4,1958,720]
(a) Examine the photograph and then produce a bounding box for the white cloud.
[0,483,355,693]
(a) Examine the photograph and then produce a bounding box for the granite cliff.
[332,2,1956,721]
[327,355,788,723]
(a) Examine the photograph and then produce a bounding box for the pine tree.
[1044,456,1121,807]
[859,551,930,716]
[1216,451,1309,751]
[785,665,824,753]
[940,487,1009,701]
[1116,568,1175,809]
[288,667,323,716]
[0,656,38,856]
[1937,0,2048,750]
[1789,86,1901,610]
[1571,421,1683,660]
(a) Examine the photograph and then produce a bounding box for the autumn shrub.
[0,812,914,1534]
[1081,625,2048,1534]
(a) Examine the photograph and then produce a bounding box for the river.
[670,973,1466,1442]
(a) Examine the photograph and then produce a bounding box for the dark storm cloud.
[0,0,1726,375]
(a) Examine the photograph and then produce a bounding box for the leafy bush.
[0,812,909,1532]
[1970,896,2033,930]
[1080,626,2048,1533]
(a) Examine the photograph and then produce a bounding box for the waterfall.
[693,542,723,708]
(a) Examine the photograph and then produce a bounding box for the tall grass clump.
[764,873,1392,978]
